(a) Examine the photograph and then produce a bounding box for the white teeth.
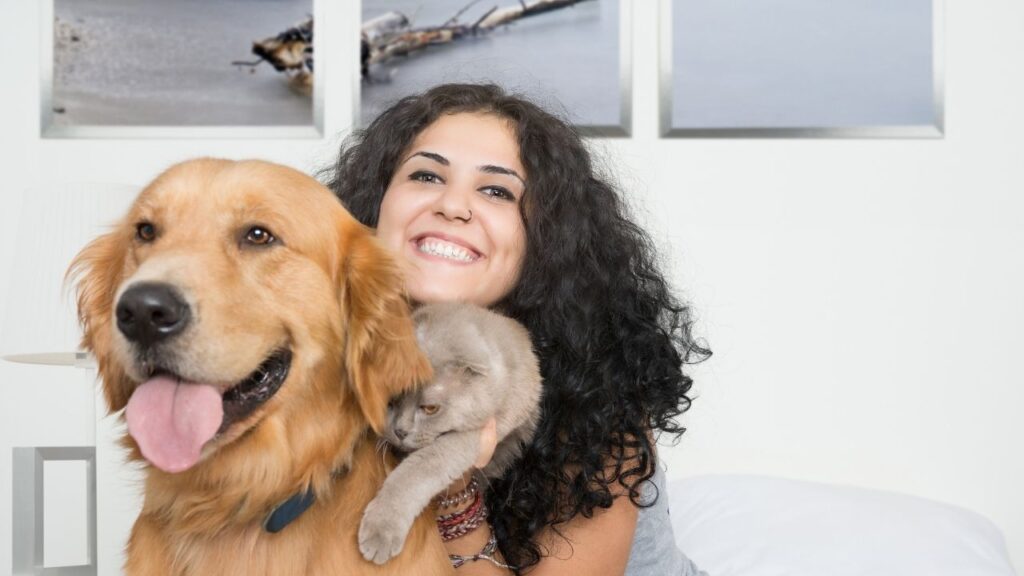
[417,239,476,262]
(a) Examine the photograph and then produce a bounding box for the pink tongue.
[125,375,224,473]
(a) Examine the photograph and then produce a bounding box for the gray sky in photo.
[54,0,312,126]
[361,0,620,128]
[672,0,936,129]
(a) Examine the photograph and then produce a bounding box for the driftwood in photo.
[234,0,594,88]
[233,17,313,93]
[362,0,595,76]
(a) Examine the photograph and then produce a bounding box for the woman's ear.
[339,229,432,435]
[67,229,132,413]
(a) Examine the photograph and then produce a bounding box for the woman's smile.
[412,232,483,263]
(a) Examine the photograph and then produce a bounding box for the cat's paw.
[358,499,411,565]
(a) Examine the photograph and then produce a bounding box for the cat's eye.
[420,404,439,416]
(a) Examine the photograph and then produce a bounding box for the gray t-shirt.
[624,462,709,576]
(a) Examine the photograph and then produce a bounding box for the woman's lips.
[411,232,482,256]
[410,233,484,265]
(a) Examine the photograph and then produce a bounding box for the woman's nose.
[433,181,473,223]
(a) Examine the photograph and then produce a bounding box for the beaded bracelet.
[448,529,516,570]
[435,474,480,509]
[437,489,488,541]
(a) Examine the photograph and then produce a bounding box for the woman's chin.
[408,282,471,306]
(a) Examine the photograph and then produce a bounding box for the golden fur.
[69,158,453,575]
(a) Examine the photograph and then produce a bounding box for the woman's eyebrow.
[479,164,525,186]
[405,150,449,166]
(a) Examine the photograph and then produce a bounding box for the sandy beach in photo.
[53,0,312,127]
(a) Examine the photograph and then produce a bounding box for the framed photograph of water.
[42,0,323,138]
[360,0,631,137]
[660,0,944,138]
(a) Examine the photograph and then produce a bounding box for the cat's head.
[383,303,504,451]
[382,361,491,452]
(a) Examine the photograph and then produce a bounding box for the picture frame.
[40,0,325,139]
[357,0,632,137]
[659,0,945,138]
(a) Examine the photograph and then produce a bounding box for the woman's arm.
[440,422,643,575]
[527,490,639,575]
[442,489,639,576]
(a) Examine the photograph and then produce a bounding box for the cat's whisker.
[376,439,391,466]
[477,470,494,492]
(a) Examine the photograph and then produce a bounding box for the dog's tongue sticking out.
[126,375,223,473]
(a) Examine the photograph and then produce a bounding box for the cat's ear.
[459,360,490,379]
[339,225,432,435]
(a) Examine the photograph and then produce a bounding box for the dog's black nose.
[394,429,408,441]
[116,282,190,347]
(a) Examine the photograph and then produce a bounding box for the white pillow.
[668,475,1017,576]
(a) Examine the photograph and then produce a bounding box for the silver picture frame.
[659,0,944,138]
[39,0,325,139]
[355,0,632,138]
[13,446,97,576]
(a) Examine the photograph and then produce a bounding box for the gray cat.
[358,302,543,564]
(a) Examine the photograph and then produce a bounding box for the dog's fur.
[69,158,453,575]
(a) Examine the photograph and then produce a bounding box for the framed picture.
[660,0,944,138]
[42,0,323,138]
[359,0,631,137]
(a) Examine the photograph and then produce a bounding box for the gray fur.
[358,302,542,564]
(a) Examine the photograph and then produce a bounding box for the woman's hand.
[436,418,509,573]
[474,417,498,469]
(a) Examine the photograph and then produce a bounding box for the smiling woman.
[375,112,528,308]
[324,83,710,575]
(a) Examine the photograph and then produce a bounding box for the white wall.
[2,0,1022,573]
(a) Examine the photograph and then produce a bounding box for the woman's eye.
[410,171,442,184]
[481,186,515,201]
[420,404,439,415]
[245,226,276,246]
[136,222,157,242]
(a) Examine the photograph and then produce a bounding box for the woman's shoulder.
[625,463,709,576]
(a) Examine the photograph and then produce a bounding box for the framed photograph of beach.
[359,0,631,137]
[660,0,944,138]
[42,0,324,138]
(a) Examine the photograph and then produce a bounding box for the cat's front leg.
[359,429,481,564]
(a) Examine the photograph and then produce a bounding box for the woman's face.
[376,112,527,308]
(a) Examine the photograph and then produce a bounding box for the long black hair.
[323,83,709,572]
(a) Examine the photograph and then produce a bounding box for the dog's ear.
[67,229,132,413]
[340,229,432,435]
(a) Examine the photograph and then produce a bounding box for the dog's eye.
[420,404,439,416]
[244,226,276,246]
[136,222,156,242]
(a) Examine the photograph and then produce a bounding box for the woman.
[324,83,709,575]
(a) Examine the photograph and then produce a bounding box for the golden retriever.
[69,158,453,575]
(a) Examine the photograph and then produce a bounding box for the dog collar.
[263,490,316,534]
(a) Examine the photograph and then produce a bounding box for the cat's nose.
[394,429,408,441]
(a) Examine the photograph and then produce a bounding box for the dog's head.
[69,158,430,474]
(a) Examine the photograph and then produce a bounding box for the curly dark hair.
[322,83,709,572]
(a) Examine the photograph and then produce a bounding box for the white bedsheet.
[668,475,1017,576]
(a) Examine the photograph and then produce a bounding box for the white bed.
[668,475,1017,576]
